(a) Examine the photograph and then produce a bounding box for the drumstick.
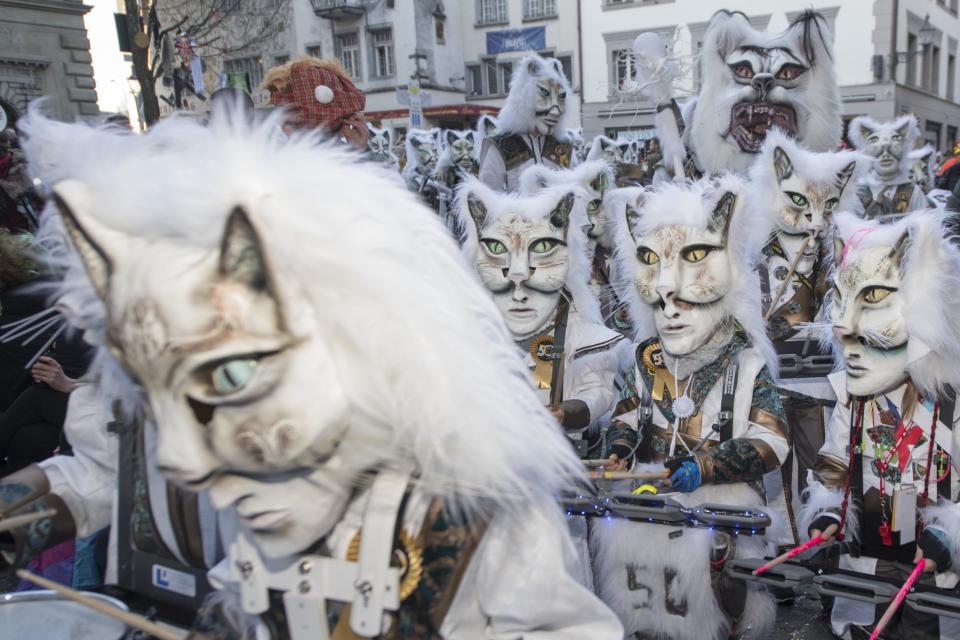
[764,233,814,323]
[589,469,669,481]
[752,535,826,576]
[0,508,58,533]
[16,570,189,640]
[869,559,925,640]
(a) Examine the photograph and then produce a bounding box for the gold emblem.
[530,335,555,390]
[346,529,423,602]
[641,341,664,374]
[555,143,571,168]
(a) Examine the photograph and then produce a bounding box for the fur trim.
[921,501,960,574]
[455,175,601,324]
[829,211,960,398]
[497,53,574,137]
[587,136,628,163]
[20,107,587,517]
[797,478,858,542]
[609,174,777,373]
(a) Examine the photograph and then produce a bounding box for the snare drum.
[0,589,129,639]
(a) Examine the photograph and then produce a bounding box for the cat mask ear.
[836,161,857,193]
[707,191,736,241]
[466,192,488,231]
[549,192,575,230]
[773,147,794,183]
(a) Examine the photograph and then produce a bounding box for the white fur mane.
[610,174,776,371]
[496,53,574,138]
[828,211,960,399]
[20,108,586,515]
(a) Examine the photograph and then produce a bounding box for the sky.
[84,0,142,129]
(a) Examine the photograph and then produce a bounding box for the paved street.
[771,587,836,640]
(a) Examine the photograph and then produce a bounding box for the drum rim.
[0,588,130,613]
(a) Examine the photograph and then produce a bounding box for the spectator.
[0,129,41,233]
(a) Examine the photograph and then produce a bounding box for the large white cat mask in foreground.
[690,10,840,175]
[612,176,773,363]
[27,111,584,556]
[828,211,960,398]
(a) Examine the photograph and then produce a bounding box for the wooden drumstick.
[0,509,58,534]
[589,469,670,481]
[764,233,814,323]
[16,569,191,640]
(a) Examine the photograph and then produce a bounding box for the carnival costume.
[849,115,929,220]
[595,176,789,639]
[798,212,960,640]
[4,111,624,639]
[478,53,573,192]
[748,131,868,543]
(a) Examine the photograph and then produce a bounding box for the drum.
[0,589,130,639]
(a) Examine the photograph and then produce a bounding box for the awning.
[366,103,500,121]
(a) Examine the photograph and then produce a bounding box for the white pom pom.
[315,85,334,104]
[671,395,695,420]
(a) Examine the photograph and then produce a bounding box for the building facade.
[460,0,582,124]
[0,0,99,126]
[580,0,960,152]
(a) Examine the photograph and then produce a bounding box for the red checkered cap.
[270,65,365,131]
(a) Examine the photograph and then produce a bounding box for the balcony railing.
[310,0,366,20]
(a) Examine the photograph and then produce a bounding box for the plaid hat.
[265,58,365,131]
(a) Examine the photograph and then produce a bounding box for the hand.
[547,405,564,423]
[810,522,839,544]
[914,546,937,573]
[606,454,629,472]
[340,113,368,149]
[31,357,76,393]
[666,460,701,493]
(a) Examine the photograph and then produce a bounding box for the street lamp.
[897,14,936,63]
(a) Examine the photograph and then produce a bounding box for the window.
[335,32,361,80]
[949,125,958,148]
[556,55,572,84]
[223,56,263,92]
[932,45,941,93]
[926,120,942,149]
[524,0,556,20]
[499,61,513,93]
[435,17,445,43]
[306,44,322,59]
[477,0,508,25]
[906,33,918,86]
[486,58,499,95]
[606,0,633,5]
[949,54,956,101]
[370,28,395,77]
[467,64,483,96]
[953,0,959,15]
[274,54,290,67]
[612,48,634,90]
[921,43,933,91]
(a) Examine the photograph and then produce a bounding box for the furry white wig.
[690,10,840,175]
[517,159,612,197]
[454,174,601,324]
[796,479,861,543]
[748,128,870,223]
[496,53,574,137]
[19,108,586,515]
[609,174,776,371]
[827,210,960,399]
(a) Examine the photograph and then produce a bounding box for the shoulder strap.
[938,389,956,501]
[718,361,739,442]
[548,297,571,407]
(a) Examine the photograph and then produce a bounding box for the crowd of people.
[1,8,960,640]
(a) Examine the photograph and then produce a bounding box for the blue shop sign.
[486,27,546,54]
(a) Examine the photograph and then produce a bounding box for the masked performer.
[594,176,788,640]
[798,211,960,640]
[749,131,867,539]
[650,10,840,181]
[435,129,478,192]
[366,123,399,169]
[403,128,446,209]
[10,111,623,639]
[849,114,929,220]
[587,136,643,187]
[457,178,623,447]
[264,56,368,149]
[517,160,626,330]
[478,53,573,192]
